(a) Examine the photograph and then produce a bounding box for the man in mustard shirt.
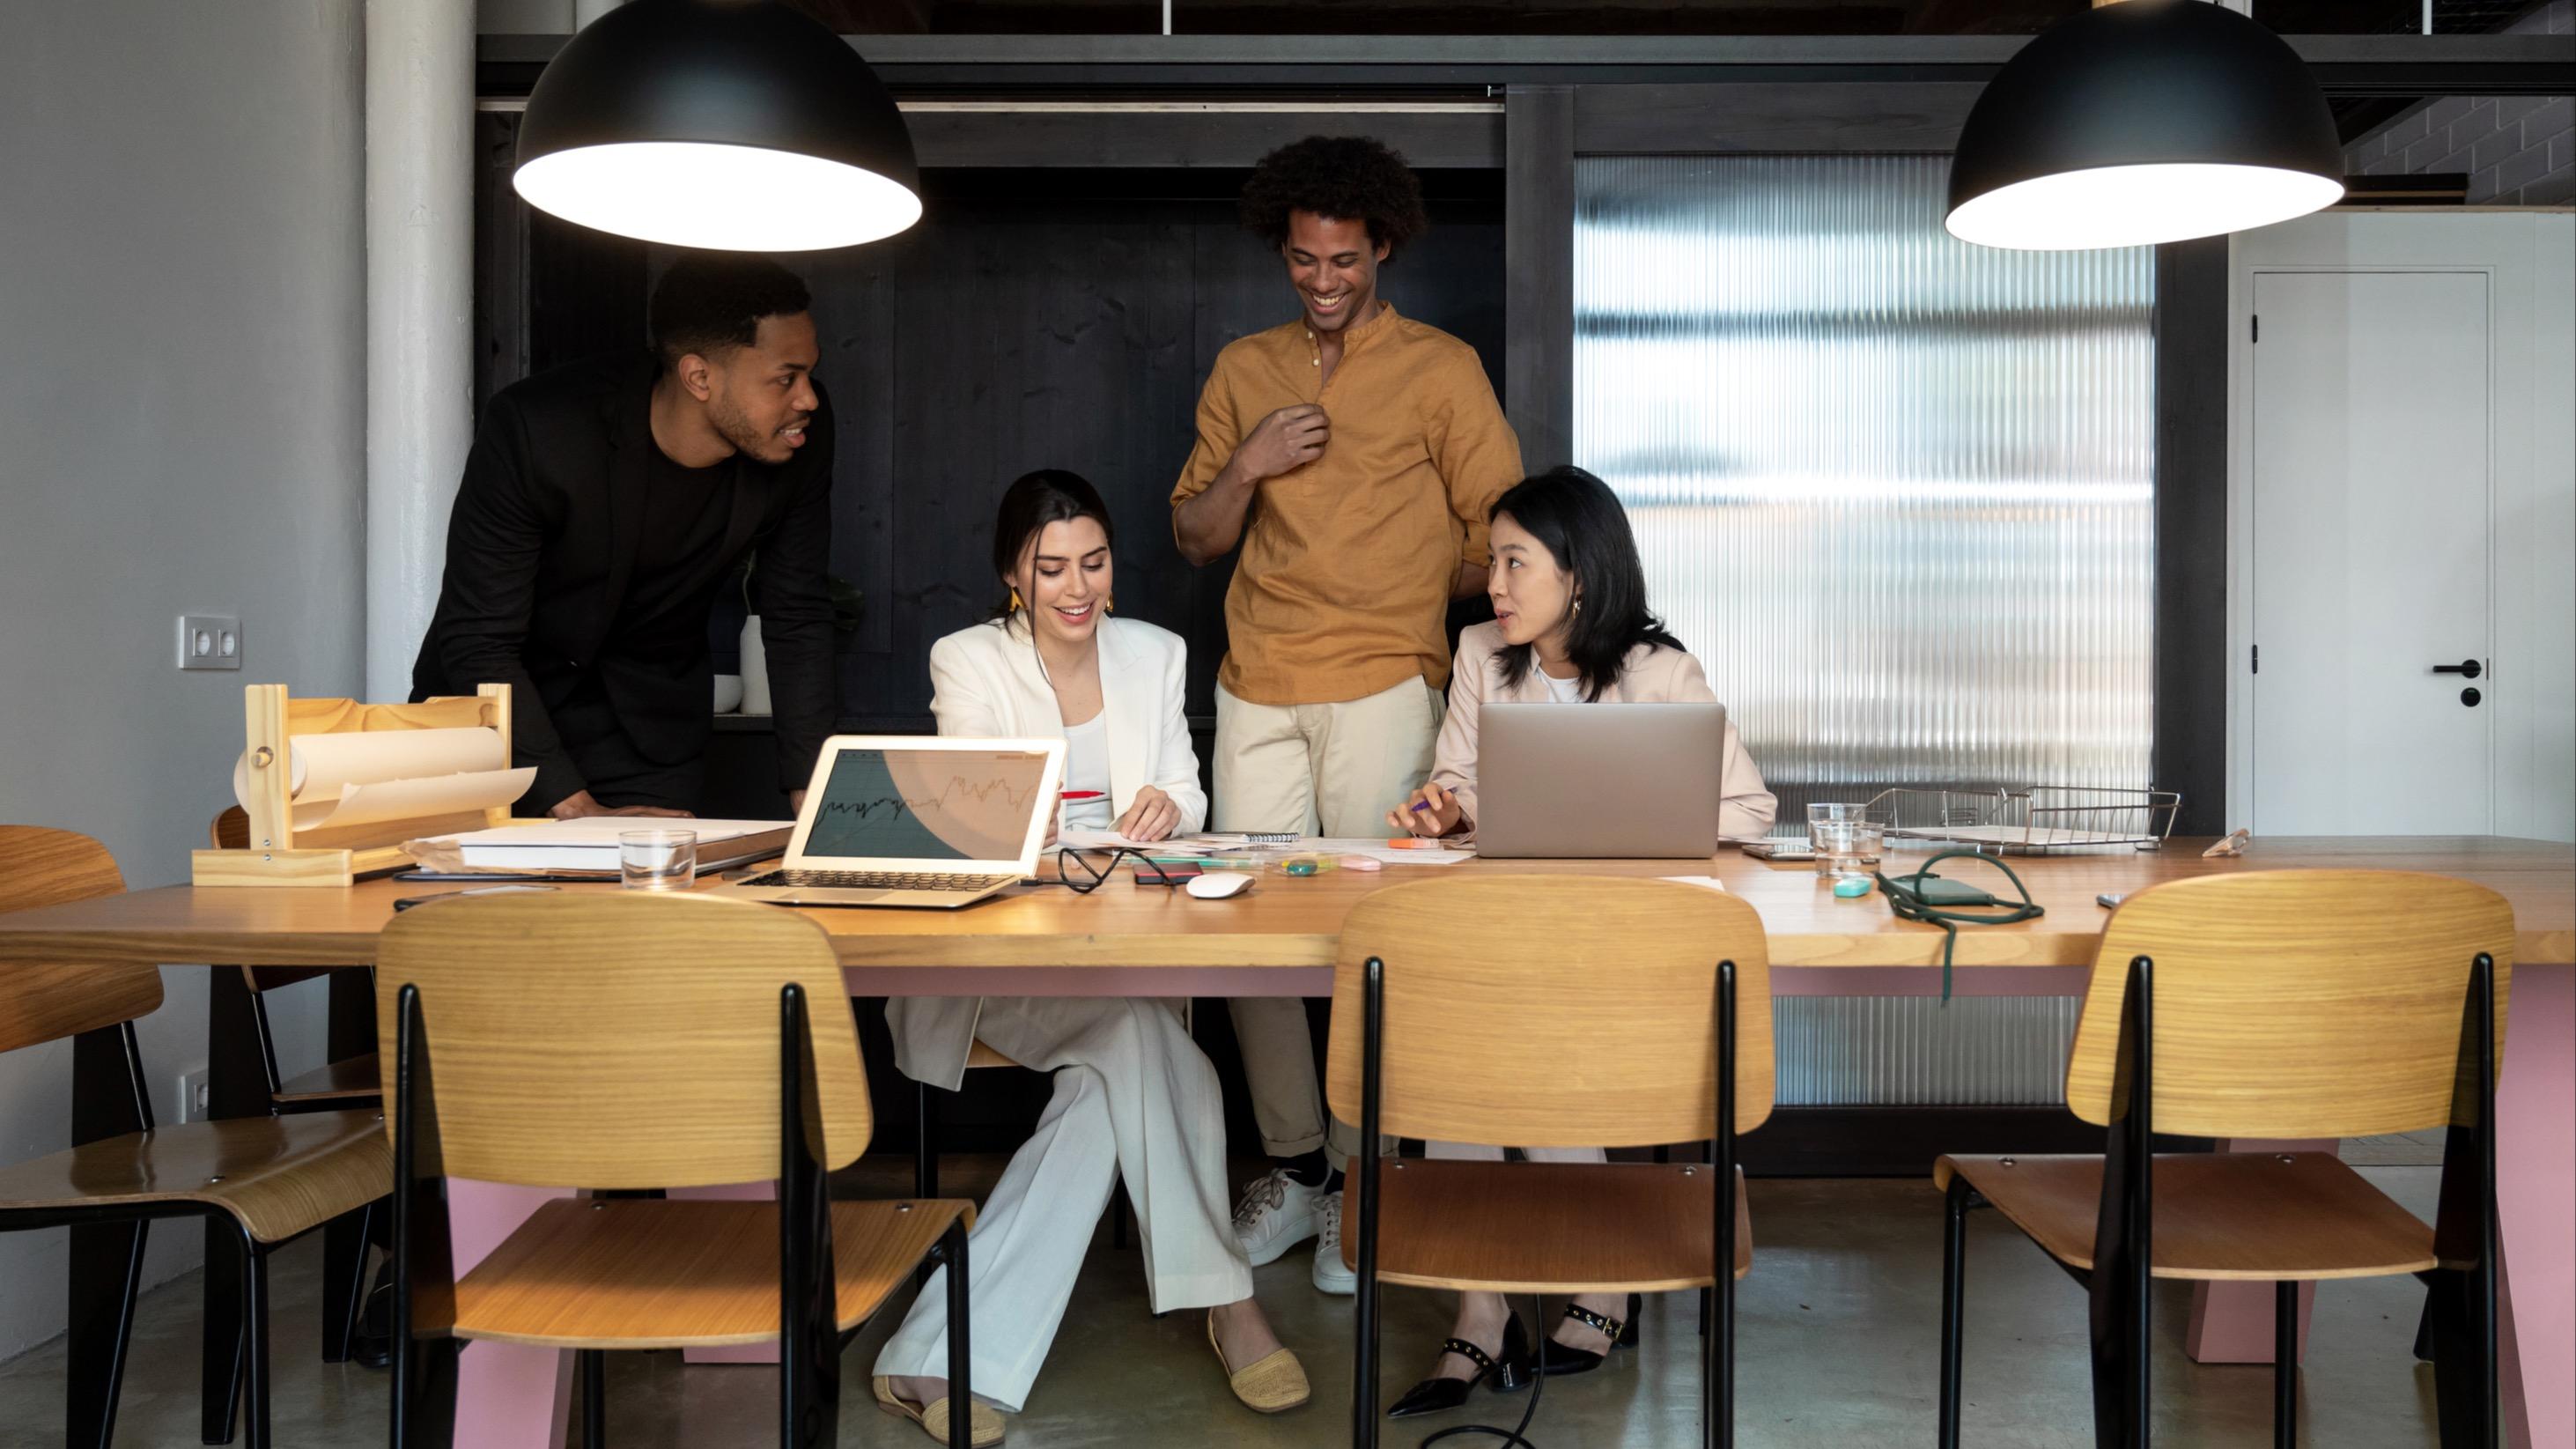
[1171,136,1524,1293]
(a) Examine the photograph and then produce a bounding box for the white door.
[2248,270,2493,835]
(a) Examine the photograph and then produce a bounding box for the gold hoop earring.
[1009,588,1024,613]
[1104,595,1115,615]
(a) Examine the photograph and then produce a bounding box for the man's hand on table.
[548,790,694,820]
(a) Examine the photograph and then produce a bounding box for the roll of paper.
[233,728,531,831]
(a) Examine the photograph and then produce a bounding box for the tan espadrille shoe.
[873,1375,1007,1447]
[1206,1310,1311,1414]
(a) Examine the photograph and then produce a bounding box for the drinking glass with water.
[1805,803,1884,880]
[620,829,698,891]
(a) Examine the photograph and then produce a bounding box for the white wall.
[2225,211,2576,843]
[0,2,365,1357]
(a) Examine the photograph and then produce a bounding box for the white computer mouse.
[1185,870,1255,900]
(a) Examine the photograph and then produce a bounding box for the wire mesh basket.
[1858,786,2181,854]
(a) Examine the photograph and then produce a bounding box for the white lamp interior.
[515,141,923,252]
[1946,163,2345,251]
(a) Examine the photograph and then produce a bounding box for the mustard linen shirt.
[1170,304,1524,706]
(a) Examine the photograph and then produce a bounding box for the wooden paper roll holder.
[191,683,514,888]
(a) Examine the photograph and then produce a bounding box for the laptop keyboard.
[739,869,1012,893]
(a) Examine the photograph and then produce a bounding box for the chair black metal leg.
[2411,1281,2437,1363]
[1351,1268,1379,1449]
[392,1339,459,1449]
[943,1219,972,1449]
[1940,1179,1972,1449]
[66,1219,148,1449]
[2271,1281,2297,1449]
[579,1349,606,1448]
[2424,1267,2498,1449]
[241,1237,272,1449]
[202,1215,246,1444]
[914,1078,937,1201]
[912,1081,940,1290]
[320,1202,373,1364]
[1709,1266,1732,1449]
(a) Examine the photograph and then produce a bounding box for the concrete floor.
[0,1160,2452,1448]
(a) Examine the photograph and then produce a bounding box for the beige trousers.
[1214,676,1440,1162]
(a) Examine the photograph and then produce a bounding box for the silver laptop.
[712,735,1065,909]
[1474,703,1729,859]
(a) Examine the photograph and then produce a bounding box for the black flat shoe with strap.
[1386,1312,1533,1417]
[1534,1292,1642,1378]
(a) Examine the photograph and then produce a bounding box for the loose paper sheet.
[232,728,531,830]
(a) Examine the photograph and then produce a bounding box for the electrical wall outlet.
[177,613,243,671]
[175,1066,210,1124]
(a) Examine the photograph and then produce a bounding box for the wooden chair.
[1934,870,2515,1449]
[0,825,393,1449]
[377,891,978,1449]
[1325,876,1775,1449]
[210,807,383,1392]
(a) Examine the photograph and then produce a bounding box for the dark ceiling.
[787,0,2550,36]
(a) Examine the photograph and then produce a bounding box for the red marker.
[1060,790,1106,802]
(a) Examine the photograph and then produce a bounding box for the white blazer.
[888,612,1208,1090]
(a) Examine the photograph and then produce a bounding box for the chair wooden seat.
[963,1040,1019,1070]
[272,1053,380,1106]
[1347,1159,1752,1294]
[0,1109,390,1245]
[452,1198,974,1349]
[1936,1151,2437,1281]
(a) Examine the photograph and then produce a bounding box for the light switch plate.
[178,614,242,670]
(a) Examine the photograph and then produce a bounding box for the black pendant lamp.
[1945,0,2343,251]
[514,0,920,252]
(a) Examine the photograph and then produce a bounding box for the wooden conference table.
[0,837,2567,1446]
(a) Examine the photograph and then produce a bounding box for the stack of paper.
[405,818,793,876]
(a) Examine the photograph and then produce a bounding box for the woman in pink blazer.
[1378,465,1777,1420]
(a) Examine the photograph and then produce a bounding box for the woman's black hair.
[990,469,1115,625]
[1487,465,1684,702]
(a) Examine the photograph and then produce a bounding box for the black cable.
[1416,1292,1550,1449]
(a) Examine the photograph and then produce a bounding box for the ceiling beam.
[480,30,2573,98]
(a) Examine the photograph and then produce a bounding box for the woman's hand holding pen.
[1386,781,1461,838]
[1114,786,1182,843]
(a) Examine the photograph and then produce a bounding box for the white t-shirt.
[1539,666,1585,703]
[1061,712,1112,831]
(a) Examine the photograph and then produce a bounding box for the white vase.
[737,616,771,715]
[712,673,744,714]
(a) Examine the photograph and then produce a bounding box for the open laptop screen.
[801,746,1053,862]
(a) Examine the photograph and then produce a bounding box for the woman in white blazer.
[873,472,1305,1445]
[1379,466,1777,1422]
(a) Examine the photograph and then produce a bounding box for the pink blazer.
[1430,620,1778,842]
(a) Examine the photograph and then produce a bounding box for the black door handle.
[2432,659,2484,679]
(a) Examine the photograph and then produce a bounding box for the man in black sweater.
[412,256,838,817]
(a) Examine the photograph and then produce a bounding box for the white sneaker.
[1232,1169,1322,1268]
[1310,1191,1355,1295]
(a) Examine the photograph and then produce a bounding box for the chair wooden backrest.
[0,825,159,1054]
[1325,876,1774,1149]
[2067,870,2515,1140]
[375,891,871,1189]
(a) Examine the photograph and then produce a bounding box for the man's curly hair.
[1239,136,1429,262]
